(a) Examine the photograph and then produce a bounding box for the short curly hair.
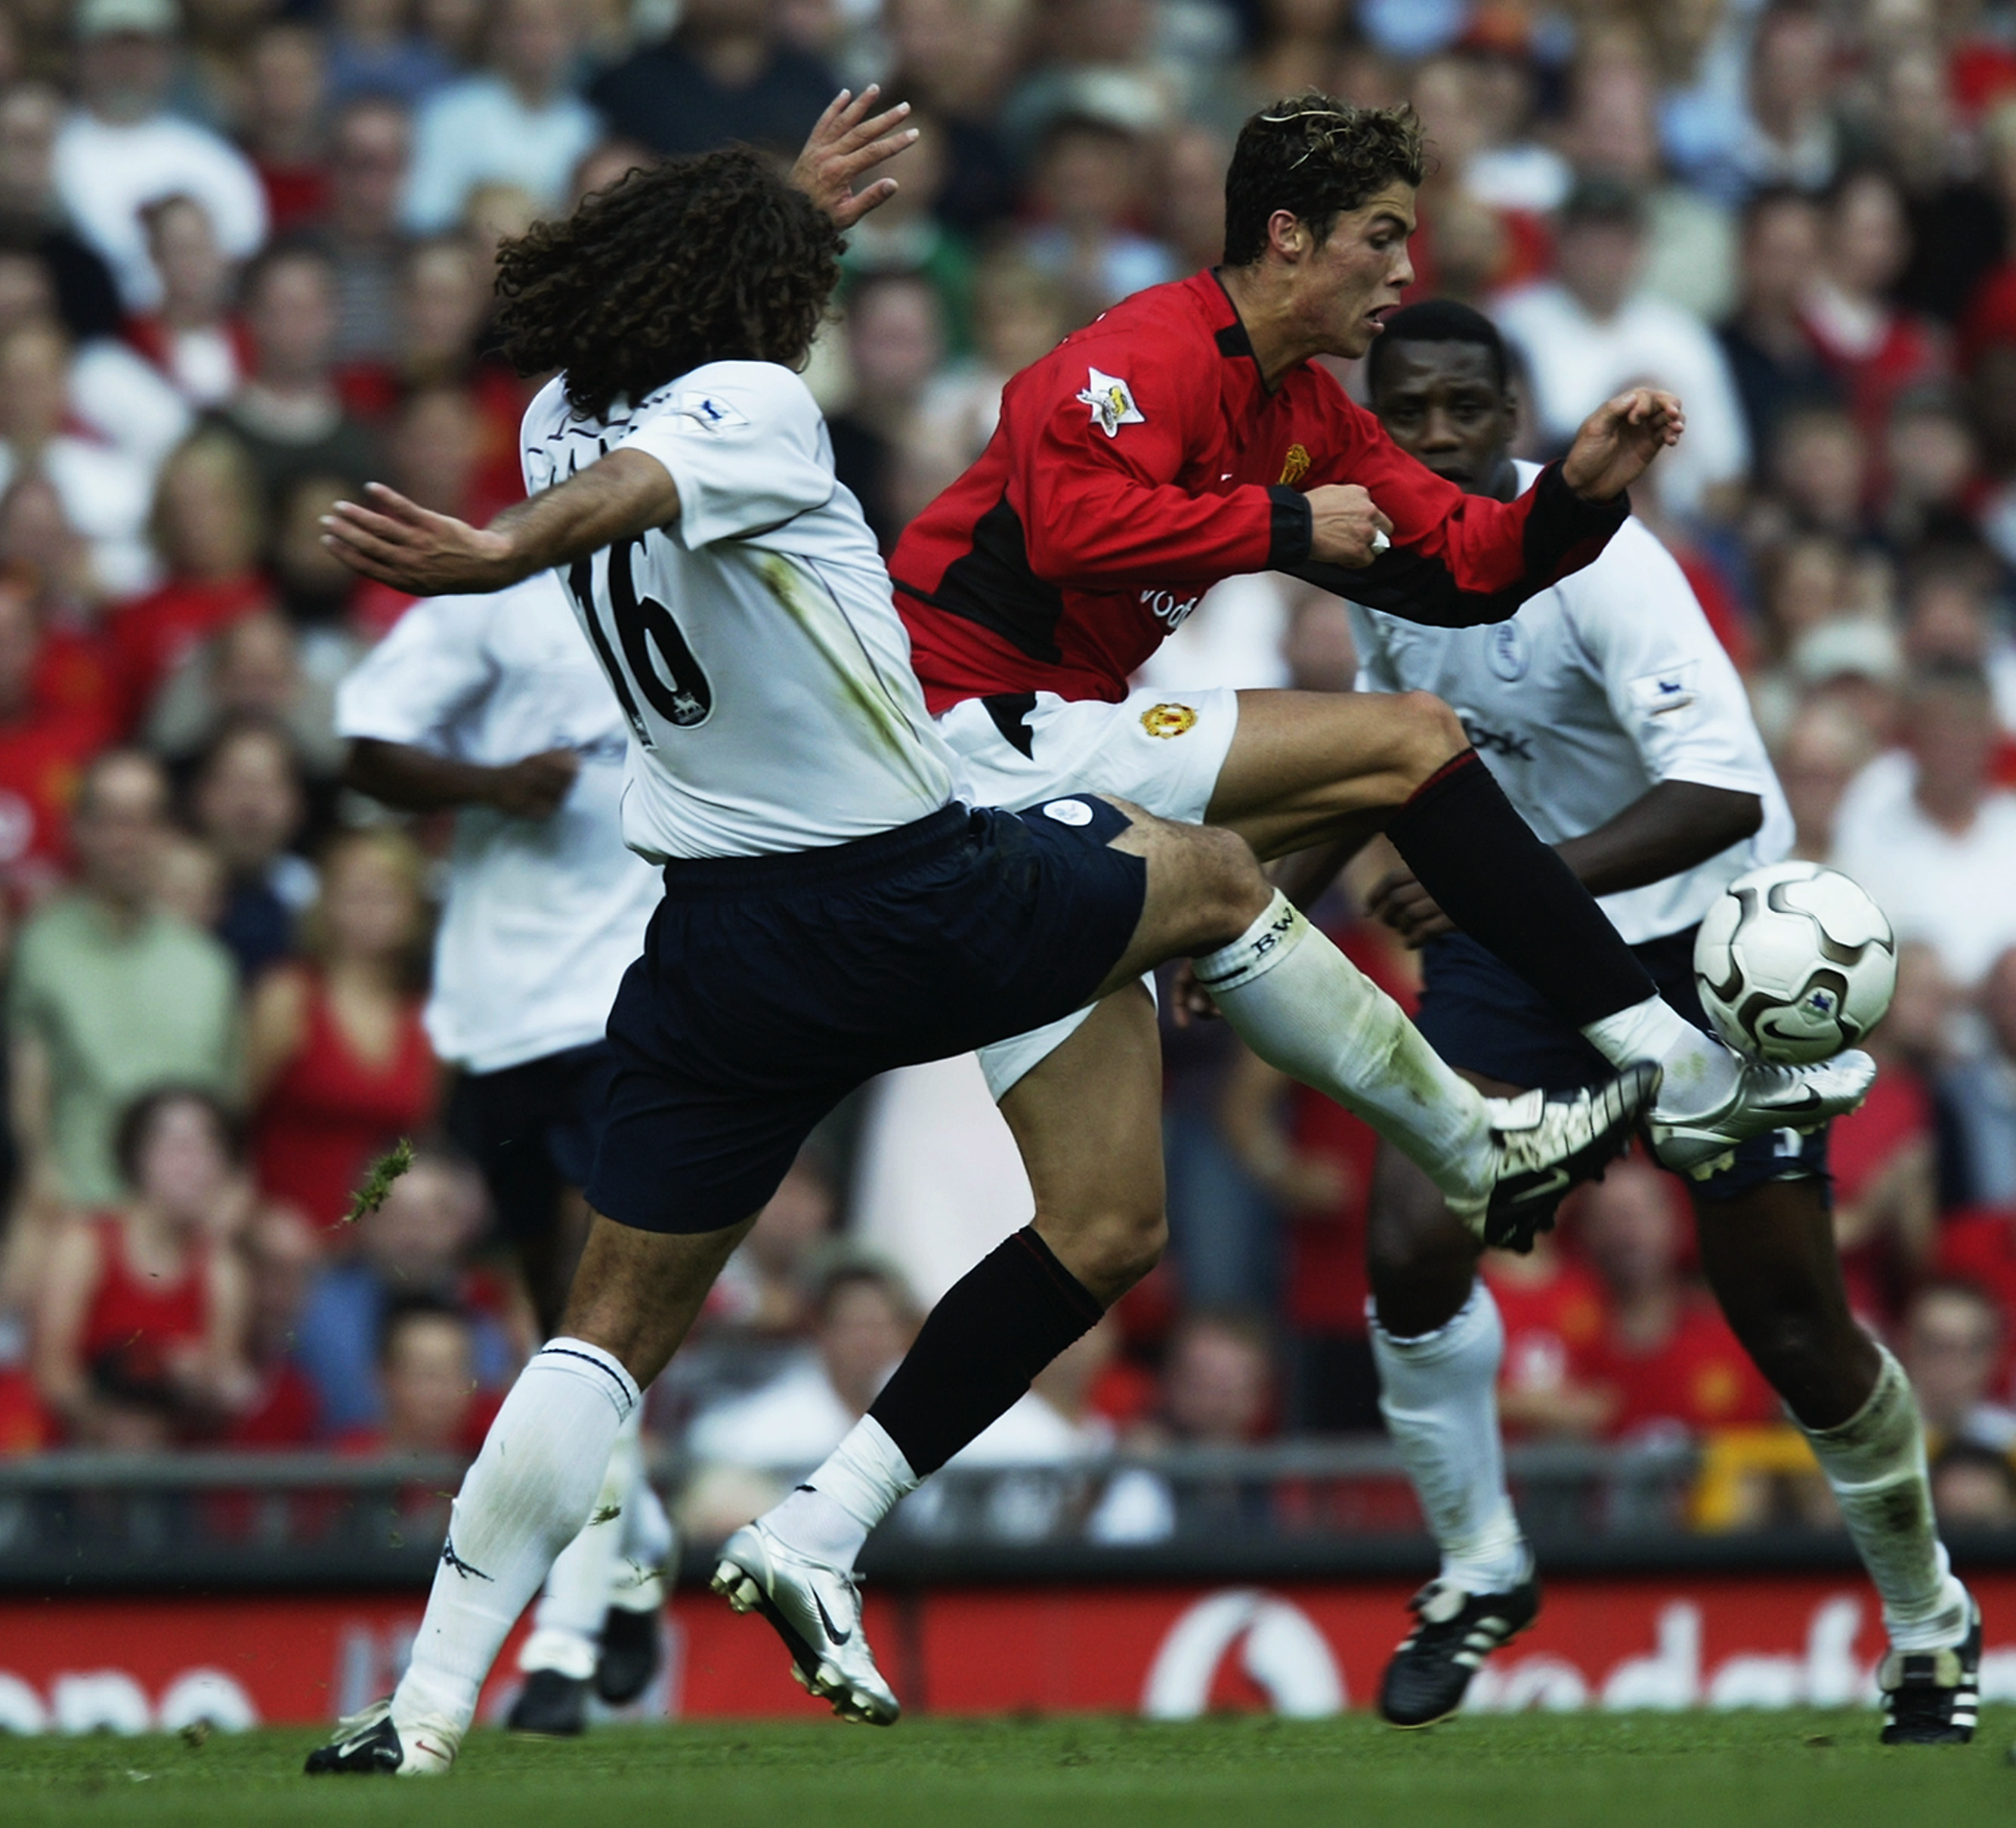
[495,147,843,421]
[1222,94,1426,268]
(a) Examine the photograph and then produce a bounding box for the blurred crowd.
[3,0,2016,1545]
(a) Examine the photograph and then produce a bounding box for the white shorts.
[937,685,1242,1099]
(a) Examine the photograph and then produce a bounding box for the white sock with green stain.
[393,1340,639,1737]
[1194,892,1494,1215]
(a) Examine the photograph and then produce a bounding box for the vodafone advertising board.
[4,1573,2015,1731]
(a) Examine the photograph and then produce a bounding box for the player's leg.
[1365,1132,1544,1727]
[1695,1174,1978,1743]
[1207,689,1873,1151]
[308,1212,753,1774]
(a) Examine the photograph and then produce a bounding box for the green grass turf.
[3,1709,2013,1828]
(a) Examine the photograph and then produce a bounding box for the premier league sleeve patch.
[1077,367,1146,438]
[671,391,750,433]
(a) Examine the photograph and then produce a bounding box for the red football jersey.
[890,271,1629,713]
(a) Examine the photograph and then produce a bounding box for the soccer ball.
[1693,861,1897,1063]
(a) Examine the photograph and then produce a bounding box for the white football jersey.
[521,362,961,860]
[1350,462,1790,946]
[334,574,663,1073]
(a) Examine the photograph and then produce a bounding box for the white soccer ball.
[1693,861,1897,1063]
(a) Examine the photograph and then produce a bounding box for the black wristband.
[1266,484,1313,568]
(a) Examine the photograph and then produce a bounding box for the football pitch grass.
[5,1709,2015,1828]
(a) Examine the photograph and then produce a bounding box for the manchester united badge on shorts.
[1140,702,1198,739]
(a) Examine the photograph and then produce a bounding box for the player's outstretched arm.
[345,738,581,818]
[1561,386,1686,502]
[321,450,681,595]
[790,86,917,227]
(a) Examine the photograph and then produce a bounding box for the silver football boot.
[712,1517,901,1725]
[1649,1050,1876,1177]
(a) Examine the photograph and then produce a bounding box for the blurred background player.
[335,569,672,1737]
[1347,300,1975,1746]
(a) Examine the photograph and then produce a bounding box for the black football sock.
[1385,750,1657,1028]
[867,1226,1104,1477]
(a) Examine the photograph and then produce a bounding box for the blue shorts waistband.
[659,802,973,896]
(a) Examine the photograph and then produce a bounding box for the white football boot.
[302,1699,460,1777]
[1649,1049,1876,1177]
[712,1517,900,1724]
[1454,1062,1660,1251]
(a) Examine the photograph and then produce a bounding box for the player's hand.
[322,484,517,595]
[487,748,580,819]
[1169,958,1220,1027]
[1304,484,1395,568]
[1561,387,1685,502]
[1366,866,1454,948]
[790,86,917,229]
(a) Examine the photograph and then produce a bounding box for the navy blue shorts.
[1412,925,1829,1204]
[447,1041,619,1244]
[588,799,1146,1233]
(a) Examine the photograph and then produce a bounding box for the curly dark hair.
[495,147,843,420]
[1222,94,1426,268]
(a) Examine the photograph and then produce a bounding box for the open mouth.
[1365,305,1399,333]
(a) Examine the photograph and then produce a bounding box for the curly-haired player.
[305,110,1663,1771]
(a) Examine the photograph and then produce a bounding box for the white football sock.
[610,1465,676,1611]
[394,1339,639,1734]
[1801,1345,1968,1651]
[520,1401,647,1678]
[766,1415,920,1568]
[1194,893,1494,1215]
[1371,1284,1531,1594]
[1581,994,1739,1123]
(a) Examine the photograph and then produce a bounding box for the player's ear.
[1266,209,1308,262]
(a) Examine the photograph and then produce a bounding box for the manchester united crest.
[1140,702,1199,739]
[1278,444,1312,485]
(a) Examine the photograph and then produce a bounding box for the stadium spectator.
[1717,188,1841,467]
[224,1203,323,1446]
[51,0,267,312]
[29,1087,253,1447]
[1900,1279,2016,1457]
[827,271,947,549]
[588,0,836,159]
[1798,168,1947,449]
[126,193,249,410]
[247,827,436,1232]
[0,81,124,342]
[209,243,382,513]
[1832,660,2016,991]
[147,608,348,787]
[1566,1158,1777,1441]
[1776,697,1879,863]
[292,1146,517,1436]
[0,570,108,903]
[1929,1440,2016,1526]
[680,1257,920,1534]
[187,716,314,983]
[1485,1232,1613,1440]
[336,1293,496,1458]
[1016,111,1176,320]
[1494,177,1749,518]
[9,750,240,1210]
[879,0,1019,233]
[325,0,456,109]
[105,431,271,735]
[315,97,416,369]
[0,320,156,599]
[240,22,332,234]
[404,0,601,235]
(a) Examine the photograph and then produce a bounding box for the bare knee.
[1384,692,1469,791]
[1182,821,1272,951]
[1039,1200,1167,1306]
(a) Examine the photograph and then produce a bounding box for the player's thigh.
[998,983,1167,1303]
[1692,1177,1872,1370]
[561,1208,759,1388]
[1089,800,1272,994]
[1206,688,1469,860]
